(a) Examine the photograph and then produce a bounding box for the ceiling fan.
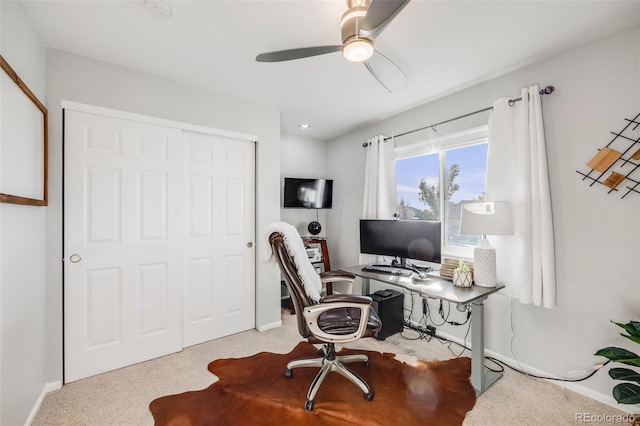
[255,0,410,93]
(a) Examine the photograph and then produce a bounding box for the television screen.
[360,219,441,264]
[283,178,333,209]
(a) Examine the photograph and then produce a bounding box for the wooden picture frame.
[0,55,48,206]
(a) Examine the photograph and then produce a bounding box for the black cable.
[398,292,607,382]
[485,357,611,382]
[438,299,471,326]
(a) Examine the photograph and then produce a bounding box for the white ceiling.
[22,0,640,141]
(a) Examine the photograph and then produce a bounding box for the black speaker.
[370,289,404,340]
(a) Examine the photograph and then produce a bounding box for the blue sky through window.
[396,143,488,210]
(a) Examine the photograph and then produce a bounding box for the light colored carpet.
[34,311,628,426]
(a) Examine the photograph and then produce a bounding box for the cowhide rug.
[150,342,476,425]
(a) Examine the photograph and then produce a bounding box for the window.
[395,125,488,257]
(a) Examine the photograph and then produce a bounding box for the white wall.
[0,2,48,424]
[279,134,329,237]
[45,49,282,384]
[326,26,640,409]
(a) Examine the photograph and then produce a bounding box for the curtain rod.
[374,85,555,143]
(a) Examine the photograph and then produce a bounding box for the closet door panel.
[64,110,183,383]
[183,131,255,347]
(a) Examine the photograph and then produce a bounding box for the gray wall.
[45,48,283,386]
[0,2,48,424]
[325,26,640,407]
[279,133,329,237]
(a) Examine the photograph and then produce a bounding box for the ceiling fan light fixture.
[342,38,374,62]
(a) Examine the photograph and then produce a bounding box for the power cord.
[398,290,608,382]
[485,356,610,382]
[438,299,471,326]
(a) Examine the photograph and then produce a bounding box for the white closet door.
[64,110,183,382]
[182,130,255,347]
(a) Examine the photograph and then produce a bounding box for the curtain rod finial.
[541,86,554,95]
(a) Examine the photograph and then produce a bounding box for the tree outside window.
[396,142,488,250]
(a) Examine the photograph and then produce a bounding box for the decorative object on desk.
[595,319,640,406]
[149,342,476,425]
[459,201,513,288]
[576,113,640,198]
[307,220,321,235]
[453,259,473,288]
[440,257,473,279]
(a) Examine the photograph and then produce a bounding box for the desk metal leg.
[470,299,502,395]
[361,277,371,296]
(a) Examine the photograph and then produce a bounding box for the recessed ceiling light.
[298,123,311,130]
[145,0,173,20]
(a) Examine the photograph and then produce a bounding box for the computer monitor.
[359,219,442,266]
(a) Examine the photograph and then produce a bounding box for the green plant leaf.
[620,332,640,345]
[612,382,640,404]
[595,347,640,367]
[609,367,640,383]
[613,320,640,339]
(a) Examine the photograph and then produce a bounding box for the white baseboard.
[405,321,638,415]
[25,380,62,426]
[257,319,282,332]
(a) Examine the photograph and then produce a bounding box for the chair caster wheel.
[364,359,371,367]
[364,392,375,401]
[304,399,314,411]
[284,369,293,378]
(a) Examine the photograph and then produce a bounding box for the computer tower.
[370,289,404,340]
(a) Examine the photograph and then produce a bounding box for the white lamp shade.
[459,201,513,236]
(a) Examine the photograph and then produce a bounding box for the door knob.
[69,254,82,263]
[247,242,254,248]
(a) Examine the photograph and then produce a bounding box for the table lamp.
[459,201,513,287]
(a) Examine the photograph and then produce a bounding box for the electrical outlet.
[426,325,436,337]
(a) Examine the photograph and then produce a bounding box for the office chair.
[266,222,382,411]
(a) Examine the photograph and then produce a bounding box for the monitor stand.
[390,257,432,273]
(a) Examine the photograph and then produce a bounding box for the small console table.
[302,238,331,271]
[338,264,504,396]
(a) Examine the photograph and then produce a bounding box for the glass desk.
[338,264,504,395]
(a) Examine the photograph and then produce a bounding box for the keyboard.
[361,265,413,276]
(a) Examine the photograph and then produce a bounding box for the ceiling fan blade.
[360,0,410,39]
[364,50,407,93]
[256,45,343,62]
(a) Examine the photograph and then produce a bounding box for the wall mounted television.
[360,219,442,266]
[283,177,333,209]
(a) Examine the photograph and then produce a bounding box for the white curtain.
[486,85,556,308]
[362,135,397,219]
[360,135,396,265]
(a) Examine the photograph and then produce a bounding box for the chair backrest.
[268,232,316,339]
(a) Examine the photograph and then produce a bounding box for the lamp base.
[473,238,496,288]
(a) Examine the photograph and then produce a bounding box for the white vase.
[453,270,473,288]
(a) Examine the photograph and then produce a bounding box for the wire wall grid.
[576,113,640,199]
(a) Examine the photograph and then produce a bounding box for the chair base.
[285,343,374,411]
